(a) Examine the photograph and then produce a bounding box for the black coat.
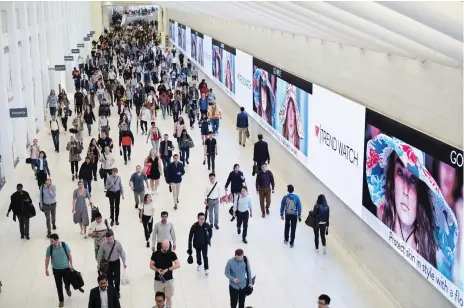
[8,191,32,219]
[79,162,93,181]
[159,140,174,159]
[188,222,213,249]
[133,92,144,107]
[88,286,121,308]
[225,171,245,194]
[253,140,270,163]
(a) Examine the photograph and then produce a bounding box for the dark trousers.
[135,105,141,117]
[207,152,216,171]
[314,224,327,249]
[126,99,132,109]
[142,214,153,241]
[122,145,131,162]
[107,259,121,293]
[90,162,97,180]
[195,246,209,270]
[53,268,71,302]
[83,179,92,195]
[103,169,113,185]
[61,117,68,131]
[76,103,83,114]
[140,120,147,133]
[51,130,60,151]
[108,190,121,222]
[180,148,189,164]
[161,156,171,174]
[50,106,57,116]
[229,285,246,308]
[70,161,79,175]
[17,215,30,236]
[236,211,249,240]
[284,215,298,245]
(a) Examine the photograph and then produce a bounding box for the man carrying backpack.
[280,185,302,248]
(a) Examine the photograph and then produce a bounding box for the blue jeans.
[211,118,220,134]
[180,148,190,164]
[83,179,92,195]
[161,104,167,118]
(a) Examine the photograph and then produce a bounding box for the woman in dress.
[144,149,162,195]
[35,151,51,189]
[72,180,92,237]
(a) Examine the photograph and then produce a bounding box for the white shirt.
[204,181,222,200]
[50,119,59,131]
[143,201,154,216]
[99,288,108,308]
[143,109,151,122]
[108,71,116,80]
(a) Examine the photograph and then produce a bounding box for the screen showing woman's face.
[287,99,296,137]
[393,158,419,226]
[260,83,267,114]
[438,162,456,204]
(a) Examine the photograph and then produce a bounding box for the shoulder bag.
[204,182,218,221]
[99,240,116,274]
[99,153,106,179]
[105,176,120,198]
[39,186,44,212]
[243,256,256,296]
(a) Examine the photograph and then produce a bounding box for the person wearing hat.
[365,133,459,278]
[7,184,33,239]
[280,184,302,248]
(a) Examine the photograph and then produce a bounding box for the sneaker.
[110,220,114,227]
[21,235,24,239]
[205,270,209,276]
[266,208,270,215]
[261,213,265,218]
[242,239,248,244]
[52,224,57,230]
[58,302,64,307]
[72,175,75,181]
[47,232,51,239]
[323,247,327,255]
[290,243,294,248]
[237,228,241,235]
[315,248,319,253]
[196,265,201,271]
[214,224,219,230]
[124,161,127,165]
[66,288,72,297]
[146,241,150,248]
[116,221,120,226]
[174,204,178,210]
[284,240,288,245]
[25,235,30,240]
[135,204,139,209]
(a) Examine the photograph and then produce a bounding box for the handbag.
[25,158,32,164]
[243,256,256,296]
[252,164,259,176]
[188,139,195,148]
[99,240,116,274]
[246,128,250,139]
[305,210,316,228]
[39,186,44,212]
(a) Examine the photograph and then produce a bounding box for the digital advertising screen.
[169,20,174,41]
[252,57,312,160]
[212,38,236,96]
[177,23,186,52]
[185,27,191,59]
[362,109,463,307]
[190,29,204,68]
[174,21,178,45]
[203,35,212,79]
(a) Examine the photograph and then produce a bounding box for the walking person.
[72,113,85,144]
[28,138,40,173]
[150,239,181,308]
[35,151,51,189]
[224,249,254,308]
[159,134,174,171]
[225,164,246,206]
[146,121,162,153]
[7,184,33,239]
[140,105,151,135]
[66,135,83,181]
[40,178,57,238]
[79,156,94,195]
[58,101,70,133]
[88,274,121,308]
[73,180,91,237]
[144,149,163,195]
[204,131,217,173]
[129,165,149,209]
[45,234,73,308]
[207,100,221,135]
[119,124,134,165]
[99,146,116,185]
[280,184,302,248]
[236,107,249,147]
[96,230,127,299]
[50,115,61,152]
[105,168,124,226]
[255,163,275,218]
[317,294,331,307]
[253,134,270,175]
[47,89,59,116]
[154,291,166,308]
[173,117,186,146]
[152,211,177,252]
[233,187,253,244]
[204,173,222,230]
[188,212,213,275]
[312,194,330,255]
[198,112,209,145]
[87,139,100,181]
[74,88,85,115]
[140,194,155,247]
[83,105,96,137]
[88,212,110,259]
[165,154,185,210]
[178,129,193,165]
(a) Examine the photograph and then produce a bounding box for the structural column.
[6,2,27,158]
[37,1,51,122]
[29,2,45,129]
[19,1,38,141]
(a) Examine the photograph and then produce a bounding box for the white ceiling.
[159,1,463,69]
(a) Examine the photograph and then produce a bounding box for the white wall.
[166,11,457,308]
[0,1,93,182]
[167,10,463,149]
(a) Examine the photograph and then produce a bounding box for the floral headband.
[279,84,304,139]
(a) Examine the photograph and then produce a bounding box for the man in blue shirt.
[45,233,74,307]
[280,184,302,248]
[166,154,185,210]
[129,165,149,209]
[224,248,253,308]
[236,107,249,147]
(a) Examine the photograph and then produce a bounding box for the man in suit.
[253,134,270,174]
[7,184,33,239]
[88,274,121,308]
[159,134,175,171]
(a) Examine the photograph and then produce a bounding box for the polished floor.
[0,72,397,308]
